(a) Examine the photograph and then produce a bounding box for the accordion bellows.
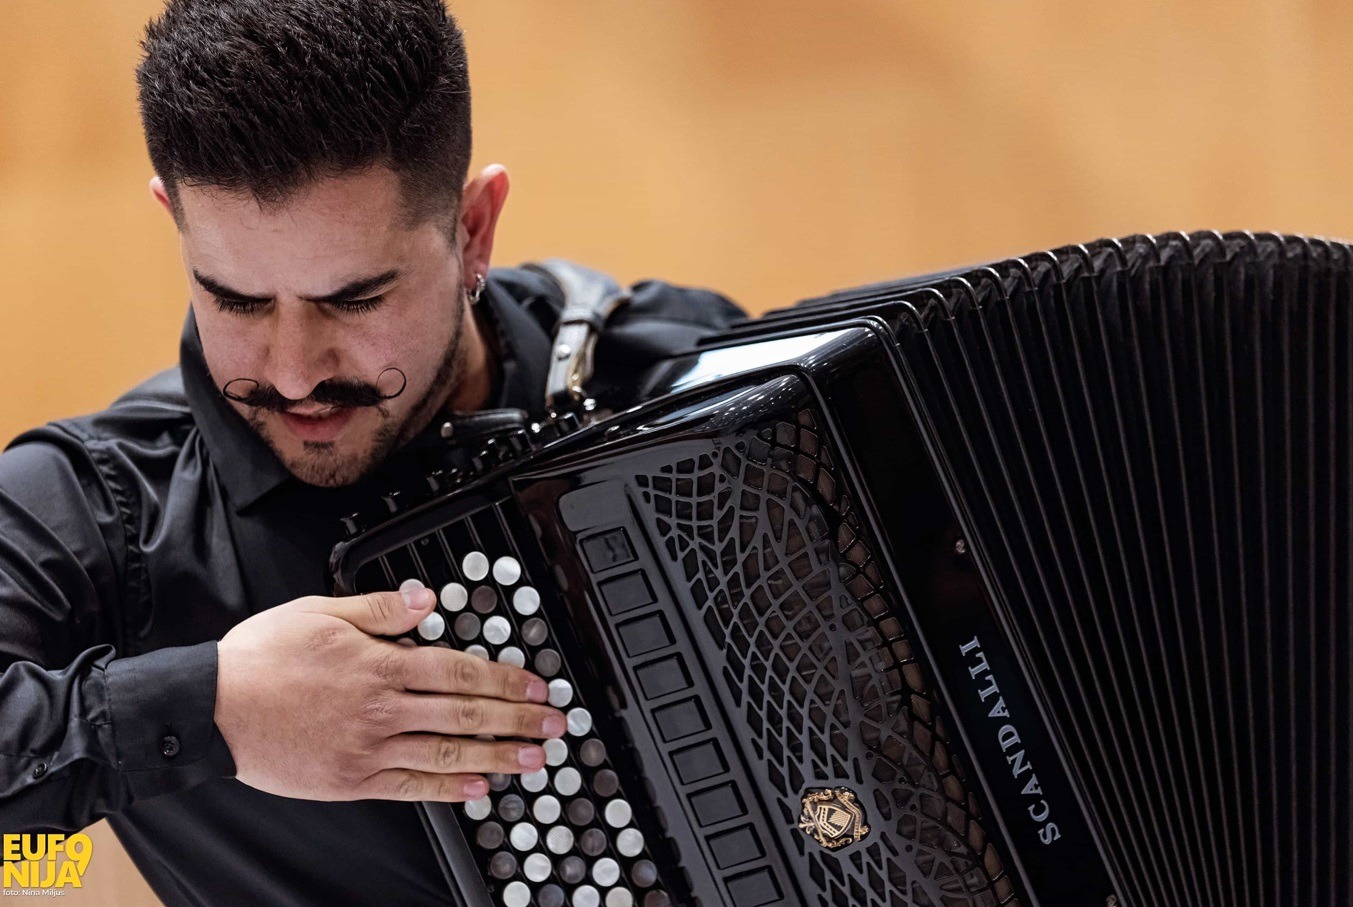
[333,232,1349,906]
[795,232,1350,906]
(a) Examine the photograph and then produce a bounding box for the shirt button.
[161,735,181,758]
[31,762,47,779]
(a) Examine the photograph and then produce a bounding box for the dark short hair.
[137,0,472,227]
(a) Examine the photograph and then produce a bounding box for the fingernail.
[402,586,431,609]
[518,745,545,770]
[526,680,549,703]
[542,714,567,738]
[464,778,488,799]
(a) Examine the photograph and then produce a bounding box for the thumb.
[305,583,437,637]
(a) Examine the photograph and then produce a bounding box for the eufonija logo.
[2,834,93,895]
[959,636,1061,845]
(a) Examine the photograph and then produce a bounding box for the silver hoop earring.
[468,272,486,306]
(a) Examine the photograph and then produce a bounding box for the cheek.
[194,305,268,382]
[343,322,418,383]
[380,305,458,373]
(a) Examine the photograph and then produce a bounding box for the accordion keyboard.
[336,374,1023,906]
[375,504,671,907]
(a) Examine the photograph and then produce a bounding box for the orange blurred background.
[3,0,1352,902]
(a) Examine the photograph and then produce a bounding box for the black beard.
[382,292,471,455]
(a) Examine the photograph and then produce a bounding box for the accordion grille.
[887,233,1352,906]
[636,410,1016,906]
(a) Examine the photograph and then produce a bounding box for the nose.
[263,302,340,402]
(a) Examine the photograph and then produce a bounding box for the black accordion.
[331,232,1351,907]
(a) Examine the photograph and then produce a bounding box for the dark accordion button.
[488,773,511,792]
[454,613,481,640]
[475,821,504,850]
[488,852,518,880]
[644,893,670,907]
[471,585,498,614]
[592,769,620,798]
[580,739,607,767]
[498,794,526,822]
[580,827,608,856]
[566,797,595,826]
[534,649,562,677]
[522,619,548,646]
[538,885,566,907]
[559,856,588,885]
[630,860,659,888]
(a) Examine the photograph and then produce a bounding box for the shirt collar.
[477,272,551,415]
[179,272,554,514]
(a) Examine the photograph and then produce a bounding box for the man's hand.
[214,586,565,803]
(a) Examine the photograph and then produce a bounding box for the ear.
[456,164,511,291]
[149,176,177,222]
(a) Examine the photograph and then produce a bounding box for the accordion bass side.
[331,232,1351,907]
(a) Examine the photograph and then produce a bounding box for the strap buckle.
[522,259,632,417]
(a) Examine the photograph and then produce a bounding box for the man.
[0,0,742,903]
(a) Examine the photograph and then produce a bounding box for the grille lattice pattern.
[638,409,1016,907]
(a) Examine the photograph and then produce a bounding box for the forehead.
[176,167,424,285]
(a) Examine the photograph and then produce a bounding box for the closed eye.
[213,295,267,316]
[328,295,386,314]
[212,295,386,316]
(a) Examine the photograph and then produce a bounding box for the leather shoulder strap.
[520,259,632,415]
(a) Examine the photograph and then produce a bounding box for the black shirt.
[0,265,743,905]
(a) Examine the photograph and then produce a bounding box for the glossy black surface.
[336,232,1353,906]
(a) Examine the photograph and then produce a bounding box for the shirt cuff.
[105,641,237,799]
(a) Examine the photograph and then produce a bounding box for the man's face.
[162,165,500,488]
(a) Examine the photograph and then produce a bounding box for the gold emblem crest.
[798,788,869,849]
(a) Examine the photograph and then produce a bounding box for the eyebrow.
[193,268,401,304]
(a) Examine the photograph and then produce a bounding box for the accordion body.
[331,233,1351,906]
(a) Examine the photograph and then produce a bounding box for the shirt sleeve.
[0,437,235,833]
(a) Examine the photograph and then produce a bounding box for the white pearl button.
[493,556,522,585]
[592,857,620,887]
[523,852,552,882]
[484,616,512,645]
[547,679,574,708]
[543,738,569,766]
[440,582,468,611]
[604,799,632,828]
[566,708,592,736]
[546,825,574,854]
[554,767,582,797]
[533,795,561,824]
[513,586,541,615]
[416,611,446,641]
[509,822,538,851]
[616,828,644,857]
[462,551,490,581]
